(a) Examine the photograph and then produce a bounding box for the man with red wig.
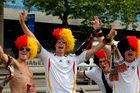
[77,49,112,93]
[19,11,116,93]
[0,34,38,93]
[110,36,140,93]
[77,16,112,93]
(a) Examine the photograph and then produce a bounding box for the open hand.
[93,16,101,31]
[108,27,117,39]
[0,46,4,58]
[19,10,26,24]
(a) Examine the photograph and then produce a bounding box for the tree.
[23,0,140,29]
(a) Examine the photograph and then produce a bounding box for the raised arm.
[0,46,17,66]
[86,27,117,60]
[0,46,9,64]
[92,16,111,58]
[19,11,41,49]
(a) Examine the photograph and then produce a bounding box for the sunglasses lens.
[19,48,24,51]
[26,48,30,51]
[20,47,30,51]
[99,60,106,63]
[57,40,65,44]
[126,47,135,51]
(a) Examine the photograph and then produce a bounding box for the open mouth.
[101,66,105,69]
[21,53,27,55]
[58,46,64,49]
[127,53,133,56]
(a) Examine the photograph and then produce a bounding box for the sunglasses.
[19,47,30,52]
[57,40,65,44]
[126,47,135,51]
[99,60,106,63]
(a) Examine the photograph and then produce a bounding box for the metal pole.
[0,2,4,47]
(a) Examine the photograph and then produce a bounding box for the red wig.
[95,49,107,59]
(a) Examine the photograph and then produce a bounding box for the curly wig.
[14,34,38,59]
[94,49,108,66]
[117,36,138,58]
[52,28,76,52]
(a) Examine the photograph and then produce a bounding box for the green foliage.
[0,0,4,3]
[23,0,140,29]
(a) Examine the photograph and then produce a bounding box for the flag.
[27,14,35,33]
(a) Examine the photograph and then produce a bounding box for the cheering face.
[99,58,110,74]
[55,39,66,54]
[18,46,30,61]
[124,48,136,63]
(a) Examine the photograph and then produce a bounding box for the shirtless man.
[0,34,38,93]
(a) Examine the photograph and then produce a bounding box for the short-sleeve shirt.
[38,47,87,93]
[85,67,113,93]
[112,57,140,93]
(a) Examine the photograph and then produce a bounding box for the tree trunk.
[0,2,4,47]
[62,17,68,28]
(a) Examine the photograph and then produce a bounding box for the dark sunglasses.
[57,40,65,44]
[19,47,30,52]
[99,60,106,63]
[126,47,135,51]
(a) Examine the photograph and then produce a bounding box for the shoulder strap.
[102,71,112,93]
[137,67,140,80]
[6,55,13,67]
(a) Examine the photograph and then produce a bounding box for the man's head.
[55,39,66,55]
[13,34,38,60]
[117,36,138,63]
[52,28,75,54]
[94,49,110,74]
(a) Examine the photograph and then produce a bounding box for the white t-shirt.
[38,47,87,93]
[85,67,113,93]
[112,57,140,93]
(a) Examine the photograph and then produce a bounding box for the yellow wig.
[27,36,38,59]
[137,40,140,57]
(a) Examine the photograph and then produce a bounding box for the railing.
[0,58,101,93]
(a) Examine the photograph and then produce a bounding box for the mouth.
[21,51,28,55]
[21,53,27,56]
[58,46,64,49]
[127,53,133,56]
[101,66,105,69]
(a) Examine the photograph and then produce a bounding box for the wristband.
[93,29,103,37]
[103,35,112,44]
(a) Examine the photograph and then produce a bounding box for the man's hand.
[108,27,117,39]
[93,16,101,31]
[0,46,4,58]
[19,11,26,24]
[92,16,103,37]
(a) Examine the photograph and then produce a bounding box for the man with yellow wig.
[0,34,38,93]
[19,10,117,93]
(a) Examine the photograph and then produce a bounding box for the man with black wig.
[77,16,113,93]
[110,36,140,93]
